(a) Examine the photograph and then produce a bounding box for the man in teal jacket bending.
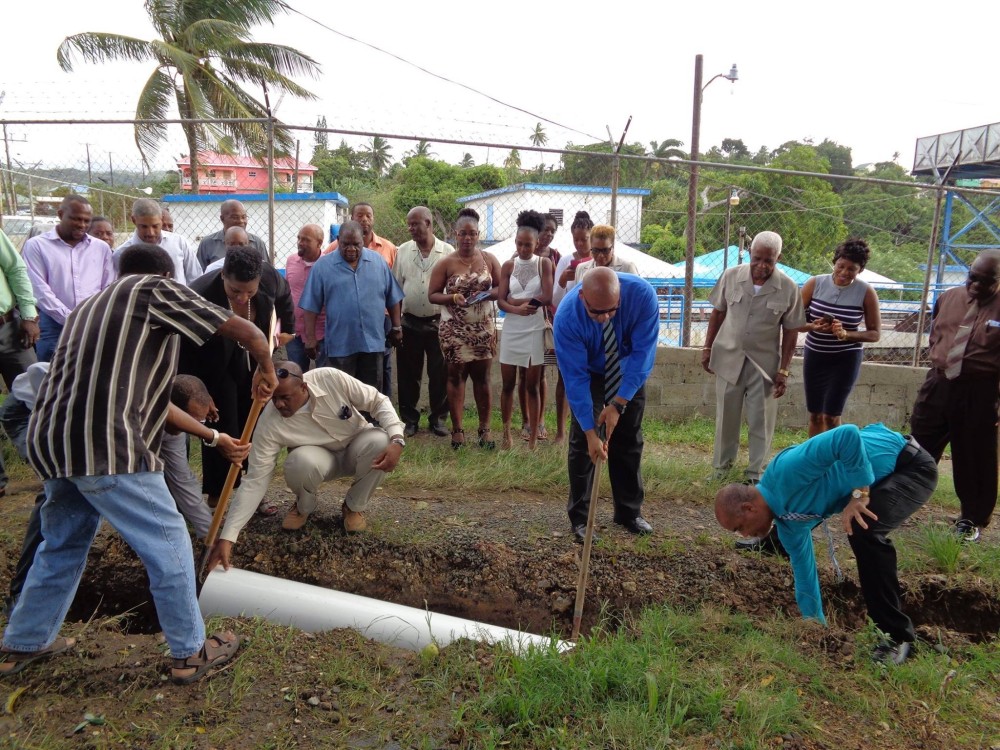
[714,423,937,665]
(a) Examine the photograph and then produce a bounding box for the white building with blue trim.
[457,183,650,244]
[162,191,349,268]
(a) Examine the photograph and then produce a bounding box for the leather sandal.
[0,636,76,677]
[451,429,465,450]
[477,427,496,450]
[170,631,240,685]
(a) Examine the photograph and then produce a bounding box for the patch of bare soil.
[0,466,997,749]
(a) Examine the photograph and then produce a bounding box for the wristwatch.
[611,400,627,416]
[777,368,791,377]
[851,489,868,500]
[202,429,220,448]
[390,326,402,332]
[390,436,406,448]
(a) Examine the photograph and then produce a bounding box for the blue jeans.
[285,335,327,372]
[35,310,63,362]
[2,472,205,658]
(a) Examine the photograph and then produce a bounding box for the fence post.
[682,55,704,349]
[913,187,945,367]
[267,118,276,266]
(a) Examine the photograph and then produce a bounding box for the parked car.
[1,215,58,250]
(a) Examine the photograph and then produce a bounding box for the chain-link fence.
[3,117,997,365]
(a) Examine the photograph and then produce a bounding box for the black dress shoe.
[616,516,653,535]
[572,524,600,543]
[403,423,417,437]
[735,526,788,558]
[872,640,912,666]
[430,421,449,437]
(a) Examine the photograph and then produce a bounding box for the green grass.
[457,606,1000,749]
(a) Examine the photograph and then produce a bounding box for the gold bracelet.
[836,330,848,341]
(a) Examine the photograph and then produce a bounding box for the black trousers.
[567,376,645,528]
[910,369,998,527]
[397,314,447,426]
[328,352,383,392]
[847,438,938,644]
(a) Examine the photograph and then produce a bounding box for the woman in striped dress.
[801,238,881,436]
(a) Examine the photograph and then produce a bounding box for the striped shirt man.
[26,274,232,479]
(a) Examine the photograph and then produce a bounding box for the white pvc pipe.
[199,567,571,655]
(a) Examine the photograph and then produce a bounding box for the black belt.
[403,313,440,322]
[0,309,16,324]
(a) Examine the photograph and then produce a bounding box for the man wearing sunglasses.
[206,361,407,571]
[910,250,1000,544]
[554,264,659,542]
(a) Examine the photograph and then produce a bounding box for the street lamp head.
[726,64,739,82]
[729,188,740,206]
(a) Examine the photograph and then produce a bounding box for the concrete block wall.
[443,344,927,431]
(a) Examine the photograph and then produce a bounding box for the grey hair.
[132,198,161,218]
[750,230,783,258]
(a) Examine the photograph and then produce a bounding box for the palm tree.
[403,140,434,163]
[366,136,393,176]
[530,123,548,148]
[56,0,319,192]
[645,138,686,181]
[459,153,475,169]
[504,149,522,172]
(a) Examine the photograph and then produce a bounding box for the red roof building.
[176,152,317,194]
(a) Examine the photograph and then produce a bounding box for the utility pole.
[85,143,93,184]
[108,152,114,187]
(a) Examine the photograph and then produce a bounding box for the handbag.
[542,307,558,366]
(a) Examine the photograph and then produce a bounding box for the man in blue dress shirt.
[300,221,404,391]
[714,423,937,665]
[554,266,659,542]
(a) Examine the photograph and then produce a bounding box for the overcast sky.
[1,0,996,176]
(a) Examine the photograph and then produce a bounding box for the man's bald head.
[406,206,433,244]
[220,200,248,230]
[714,483,774,539]
[224,226,250,248]
[271,360,309,417]
[297,223,324,261]
[579,267,621,323]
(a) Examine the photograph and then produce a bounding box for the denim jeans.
[285,335,327,372]
[2,471,205,658]
[35,310,63,363]
[0,394,32,490]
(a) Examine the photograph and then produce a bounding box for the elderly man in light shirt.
[21,194,115,361]
[114,198,202,284]
[394,206,452,437]
[205,361,407,570]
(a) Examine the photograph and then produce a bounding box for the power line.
[284,4,604,144]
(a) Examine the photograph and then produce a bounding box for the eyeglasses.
[582,296,620,316]
[591,247,613,255]
[277,368,303,380]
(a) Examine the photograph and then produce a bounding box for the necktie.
[603,319,622,406]
[944,300,979,379]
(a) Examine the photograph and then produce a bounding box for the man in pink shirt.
[325,203,399,398]
[21,195,115,361]
[286,224,327,371]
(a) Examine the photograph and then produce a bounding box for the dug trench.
[57,492,1000,650]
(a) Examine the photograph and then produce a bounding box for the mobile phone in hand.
[528,298,543,308]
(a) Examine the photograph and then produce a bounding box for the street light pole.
[682,57,738,348]
[722,187,739,270]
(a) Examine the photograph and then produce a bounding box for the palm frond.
[178,18,252,53]
[144,0,181,42]
[176,0,290,30]
[219,41,320,79]
[214,58,316,100]
[57,33,156,71]
[133,68,175,160]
